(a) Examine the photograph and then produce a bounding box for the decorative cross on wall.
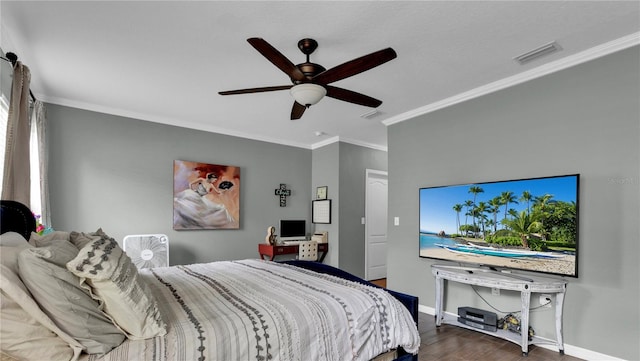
[275,184,291,207]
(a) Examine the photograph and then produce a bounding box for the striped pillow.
[66,230,167,340]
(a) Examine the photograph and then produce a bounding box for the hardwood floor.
[416,312,583,361]
[370,278,387,288]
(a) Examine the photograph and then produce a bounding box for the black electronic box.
[458,306,498,332]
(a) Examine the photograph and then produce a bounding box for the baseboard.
[418,304,435,315]
[418,305,624,361]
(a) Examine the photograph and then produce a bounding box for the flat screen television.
[279,220,306,241]
[419,174,579,277]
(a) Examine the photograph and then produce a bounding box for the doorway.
[365,169,388,281]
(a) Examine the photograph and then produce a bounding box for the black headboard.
[0,200,36,239]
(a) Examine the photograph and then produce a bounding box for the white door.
[365,169,388,281]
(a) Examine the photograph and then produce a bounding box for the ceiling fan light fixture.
[220,38,397,119]
[290,83,326,107]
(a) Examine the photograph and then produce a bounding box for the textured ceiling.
[2,1,639,150]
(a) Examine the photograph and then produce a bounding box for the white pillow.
[0,264,83,361]
[67,230,167,340]
[18,240,126,354]
[69,230,101,249]
[0,232,31,248]
[29,230,71,247]
[0,232,32,272]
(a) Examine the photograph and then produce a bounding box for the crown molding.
[38,95,314,149]
[41,94,391,152]
[310,136,388,152]
[310,136,340,150]
[383,32,640,127]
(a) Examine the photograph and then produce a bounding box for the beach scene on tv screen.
[419,175,578,277]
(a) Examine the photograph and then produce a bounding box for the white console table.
[431,264,567,356]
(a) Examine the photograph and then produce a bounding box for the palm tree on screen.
[489,197,502,233]
[464,200,474,230]
[500,191,519,226]
[475,201,488,236]
[533,194,554,239]
[453,204,463,235]
[520,191,532,215]
[502,210,542,248]
[468,186,484,228]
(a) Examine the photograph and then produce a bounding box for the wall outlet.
[539,294,552,308]
[491,287,500,296]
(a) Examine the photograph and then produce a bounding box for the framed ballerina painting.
[173,160,240,230]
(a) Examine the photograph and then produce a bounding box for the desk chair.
[298,240,318,261]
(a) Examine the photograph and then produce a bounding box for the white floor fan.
[123,234,169,269]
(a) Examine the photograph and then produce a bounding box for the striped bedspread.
[81,259,420,361]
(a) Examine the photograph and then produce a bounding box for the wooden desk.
[259,243,328,262]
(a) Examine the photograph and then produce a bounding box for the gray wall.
[312,141,388,277]
[46,104,386,274]
[46,104,312,265]
[337,142,387,278]
[312,142,340,266]
[387,46,639,359]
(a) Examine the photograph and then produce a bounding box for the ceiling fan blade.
[247,38,306,82]
[291,102,306,120]
[219,85,292,95]
[313,48,397,85]
[325,86,382,108]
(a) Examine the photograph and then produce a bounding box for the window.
[0,93,42,216]
[0,94,7,189]
[30,110,42,216]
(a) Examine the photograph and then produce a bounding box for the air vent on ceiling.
[360,109,384,119]
[514,41,562,65]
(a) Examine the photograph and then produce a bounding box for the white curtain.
[32,100,50,226]
[1,61,31,206]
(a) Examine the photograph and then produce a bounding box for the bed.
[0,200,420,361]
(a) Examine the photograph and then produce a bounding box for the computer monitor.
[279,220,306,242]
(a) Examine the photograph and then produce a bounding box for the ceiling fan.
[219,38,397,120]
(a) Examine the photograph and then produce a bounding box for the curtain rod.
[1,51,37,102]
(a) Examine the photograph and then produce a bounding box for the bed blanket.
[81,259,420,361]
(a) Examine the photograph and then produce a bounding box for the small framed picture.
[312,199,331,224]
[316,186,328,200]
